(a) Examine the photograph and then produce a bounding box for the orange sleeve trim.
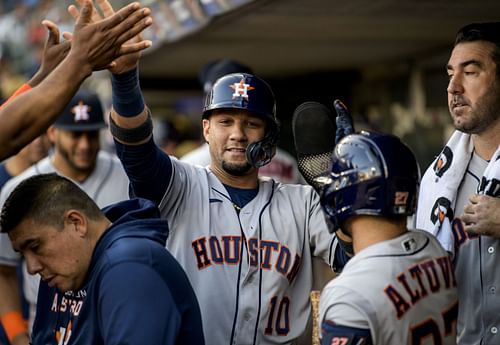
[1,310,28,342]
[0,83,32,110]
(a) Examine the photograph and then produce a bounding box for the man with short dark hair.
[0,173,204,344]
[0,89,130,337]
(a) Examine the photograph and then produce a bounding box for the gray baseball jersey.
[0,151,130,327]
[447,152,499,344]
[319,230,458,345]
[160,158,336,345]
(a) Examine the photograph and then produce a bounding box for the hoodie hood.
[90,198,168,270]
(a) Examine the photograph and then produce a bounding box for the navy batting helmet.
[203,72,279,168]
[319,131,420,233]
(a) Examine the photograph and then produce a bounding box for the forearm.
[109,68,150,139]
[0,266,27,343]
[114,138,172,204]
[110,67,173,203]
[0,52,91,161]
[0,84,32,110]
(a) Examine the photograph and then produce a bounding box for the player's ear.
[64,209,88,237]
[202,118,210,142]
[46,126,57,143]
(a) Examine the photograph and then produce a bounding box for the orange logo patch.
[230,79,255,100]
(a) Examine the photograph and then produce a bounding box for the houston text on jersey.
[191,235,302,284]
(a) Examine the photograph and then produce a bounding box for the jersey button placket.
[488,246,495,254]
[491,326,498,334]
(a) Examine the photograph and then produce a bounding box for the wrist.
[64,52,93,80]
[111,68,145,117]
[28,70,45,87]
[1,311,28,343]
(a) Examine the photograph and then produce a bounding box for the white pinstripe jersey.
[160,158,337,345]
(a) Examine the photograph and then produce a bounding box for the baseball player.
[182,58,306,185]
[318,131,458,344]
[108,62,342,343]
[0,89,130,339]
[416,22,500,344]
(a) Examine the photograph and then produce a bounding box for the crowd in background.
[0,0,259,161]
[0,0,255,102]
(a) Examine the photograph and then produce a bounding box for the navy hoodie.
[30,198,204,345]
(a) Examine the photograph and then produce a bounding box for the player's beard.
[221,159,253,176]
[57,144,97,176]
[451,78,500,134]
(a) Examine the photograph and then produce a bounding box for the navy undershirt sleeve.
[334,245,351,270]
[321,321,372,345]
[114,137,172,205]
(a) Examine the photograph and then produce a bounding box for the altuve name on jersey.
[192,235,301,283]
[384,255,456,319]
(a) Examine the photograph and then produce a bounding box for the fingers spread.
[76,0,94,27]
[97,0,115,17]
[67,4,80,20]
[114,14,153,47]
[118,40,152,57]
[101,2,141,30]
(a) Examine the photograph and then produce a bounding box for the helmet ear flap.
[246,123,279,168]
[246,141,275,168]
[320,131,419,227]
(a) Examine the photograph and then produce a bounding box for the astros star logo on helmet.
[230,79,255,100]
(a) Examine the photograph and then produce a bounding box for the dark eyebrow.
[15,238,35,253]
[447,59,483,71]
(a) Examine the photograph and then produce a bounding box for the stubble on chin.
[221,160,252,176]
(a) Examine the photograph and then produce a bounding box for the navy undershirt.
[223,184,258,209]
[0,163,12,189]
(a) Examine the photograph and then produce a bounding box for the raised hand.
[67,0,147,75]
[28,20,71,87]
[67,0,152,74]
[333,99,355,144]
